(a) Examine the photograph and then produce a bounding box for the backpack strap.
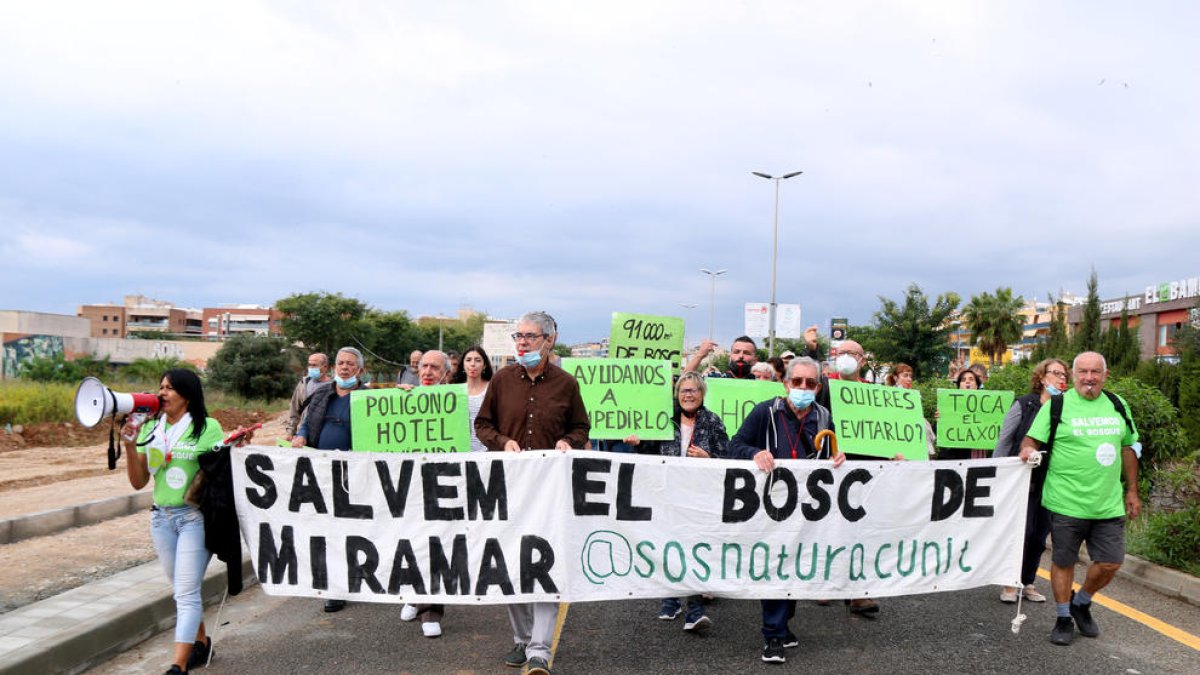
[1101,390,1134,438]
[1041,393,1065,470]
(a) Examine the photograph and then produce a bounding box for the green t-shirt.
[137,416,225,507]
[1026,389,1138,519]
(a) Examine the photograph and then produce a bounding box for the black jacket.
[197,446,243,595]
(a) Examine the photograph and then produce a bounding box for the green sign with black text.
[562,358,673,440]
[935,389,1014,450]
[828,379,927,461]
[349,384,471,453]
[705,378,785,436]
[609,312,686,375]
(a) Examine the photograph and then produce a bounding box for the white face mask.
[835,354,859,377]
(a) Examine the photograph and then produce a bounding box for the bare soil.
[0,410,287,613]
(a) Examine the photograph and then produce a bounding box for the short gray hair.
[675,371,707,398]
[421,349,452,374]
[1072,351,1107,373]
[336,347,365,370]
[518,311,557,338]
[786,356,822,381]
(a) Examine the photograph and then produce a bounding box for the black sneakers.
[504,643,528,668]
[762,637,786,664]
[186,637,212,670]
[1050,616,1075,645]
[1070,591,1100,637]
[526,656,551,674]
[781,632,799,649]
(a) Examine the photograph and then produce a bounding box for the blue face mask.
[307,367,321,379]
[516,350,542,369]
[788,388,815,409]
[1045,384,1062,396]
[335,375,358,389]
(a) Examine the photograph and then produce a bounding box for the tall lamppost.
[700,268,727,342]
[752,170,803,357]
[679,303,698,350]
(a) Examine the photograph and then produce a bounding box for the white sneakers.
[1001,585,1047,603]
[401,604,418,621]
[422,621,442,638]
[1023,585,1047,602]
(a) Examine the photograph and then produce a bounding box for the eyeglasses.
[787,377,819,389]
[841,351,864,359]
[678,387,701,396]
[1046,369,1068,379]
[511,332,546,341]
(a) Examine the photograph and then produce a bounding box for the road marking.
[548,602,569,667]
[1036,568,1200,650]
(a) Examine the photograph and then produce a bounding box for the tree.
[962,287,1025,366]
[1073,269,1102,353]
[276,292,372,356]
[869,284,960,380]
[1101,302,1142,376]
[206,336,295,400]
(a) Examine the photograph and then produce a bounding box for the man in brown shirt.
[474,311,588,675]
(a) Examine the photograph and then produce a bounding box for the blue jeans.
[761,599,796,639]
[660,597,705,623]
[150,505,211,643]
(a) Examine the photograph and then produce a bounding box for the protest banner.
[705,378,785,436]
[233,446,1027,604]
[609,312,685,374]
[350,384,471,453]
[561,358,673,440]
[829,379,928,461]
[936,389,1015,450]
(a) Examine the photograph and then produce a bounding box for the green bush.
[1107,377,1191,465]
[912,377,952,421]
[1134,359,1180,409]
[19,354,109,383]
[977,362,1033,397]
[206,336,295,401]
[118,357,196,387]
[1128,504,1200,577]
[0,382,76,425]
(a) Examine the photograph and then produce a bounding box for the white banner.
[481,321,519,358]
[234,447,1028,605]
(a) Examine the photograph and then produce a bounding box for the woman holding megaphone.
[122,369,229,675]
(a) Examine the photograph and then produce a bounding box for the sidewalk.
[0,557,253,675]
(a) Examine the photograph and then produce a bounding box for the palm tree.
[963,287,1025,366]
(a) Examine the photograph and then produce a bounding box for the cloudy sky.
[2,1,1197,346]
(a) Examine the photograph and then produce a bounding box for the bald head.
[418,350,451,386]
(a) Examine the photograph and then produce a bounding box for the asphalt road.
[91,561,1198,675]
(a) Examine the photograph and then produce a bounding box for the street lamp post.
[700,268,727,343]
[679,303,698,350]
[752,170,803,357]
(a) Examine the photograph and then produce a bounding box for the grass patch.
[0,381,76,425]
[1125,506,1200,577]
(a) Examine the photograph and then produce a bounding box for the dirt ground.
[0,409,288,614]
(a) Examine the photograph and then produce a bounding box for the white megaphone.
[74,377,161,428]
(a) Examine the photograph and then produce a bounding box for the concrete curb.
[0,557,256,675]
[0,492,154,545]
[1114,554,1200,607]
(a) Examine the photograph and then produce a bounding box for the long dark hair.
[164,368,208,440]
[452,345,494,384]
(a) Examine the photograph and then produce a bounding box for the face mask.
[335,375,358,389]
[516,350,542,369]
[729,359,751,378]
[788,388,815,409]
[835,354,859,377]
[1045,384,1062,396]
[307,367,321,379]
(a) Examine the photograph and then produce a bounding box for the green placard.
[561,358,674,440]
[704,378,785,436]
[609,312,686,374]
[350,384,471,453]
[935,389,1014,450]
[828,379,927,461]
